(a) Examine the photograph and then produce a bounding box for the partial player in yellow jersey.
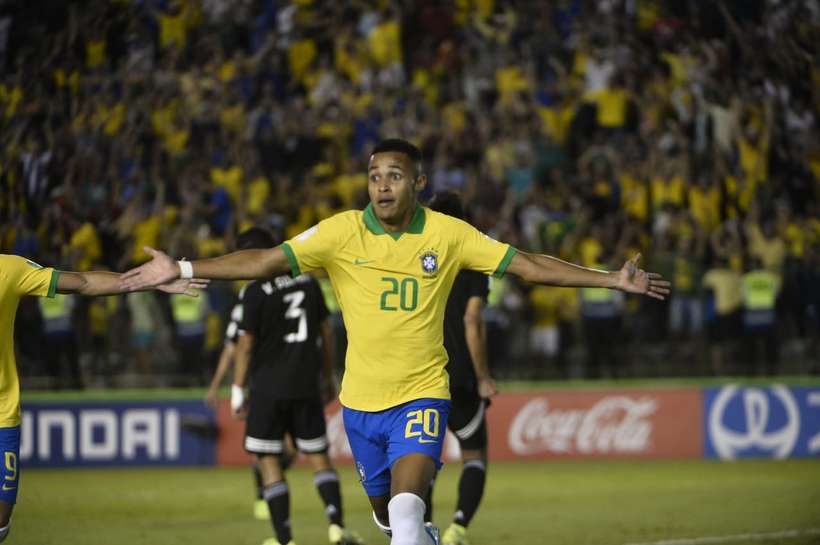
[121,139,671,545]
[0,254,206,543]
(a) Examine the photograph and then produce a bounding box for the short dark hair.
[427,190,465,220]
[236,227,276,250]
[371,138,423,174]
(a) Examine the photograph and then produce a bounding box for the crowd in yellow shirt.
[0,0,818,381]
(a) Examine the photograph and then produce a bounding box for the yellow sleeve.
[453,219,516,278]
[702,271,714,290]
[5,255,59,298]
[280,214,346,276]
[747,224,765,254]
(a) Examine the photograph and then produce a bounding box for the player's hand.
[477,375,498,399]
[613,253,671,301]
[230,384,248,419]
[157,277,211,297]
[120,246,179,292]
[204,386,219,410]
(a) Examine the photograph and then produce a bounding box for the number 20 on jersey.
[380,277,418,311]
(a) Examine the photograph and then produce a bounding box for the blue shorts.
[0,426,20,504]
[343,398,451,497]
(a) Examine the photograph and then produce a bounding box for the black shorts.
[245,396,328,455]
[447,388,488,451]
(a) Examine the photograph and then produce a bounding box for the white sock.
[388,493,429,545]
[0,523,10,543]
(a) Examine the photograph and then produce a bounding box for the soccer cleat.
[425,522,441,545]
[328,523,365,545]
[261,539,296,545]
[441,523,468,545]
[254,499,270,520]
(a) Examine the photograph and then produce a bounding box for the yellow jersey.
[651,175,685,210]
[703,268,742,315]
[530,285,578,327]
[282,205,515,411]
[0,255,59,426]
[68,221,102,271]
[688,184,721,232]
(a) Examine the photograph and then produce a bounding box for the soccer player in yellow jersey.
[0,254,205,543]
[122,139,670,545]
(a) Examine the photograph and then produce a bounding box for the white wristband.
[178,260,193,279]
[230,384,246,412]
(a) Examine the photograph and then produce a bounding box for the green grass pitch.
[13,459,820,545]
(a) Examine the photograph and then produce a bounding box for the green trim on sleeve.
[280,243,301,277]
[493,246,517,278]
[47,269,60,298]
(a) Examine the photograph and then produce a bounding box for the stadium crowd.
[1,0,818,388]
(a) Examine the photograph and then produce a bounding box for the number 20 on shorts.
[405,409,440,444]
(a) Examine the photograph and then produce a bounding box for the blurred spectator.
[86,294,118,386]
[527,285,577,378]
[741,258,781,375]
[702,256,743,375]
[745,208,786,275]
[803,245,820,371]
[580,253,625,378]
[38,293,82,389]
[669,233,705,343]
[127,291,164,386]
[169,244,209,385]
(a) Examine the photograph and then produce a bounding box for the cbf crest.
[420,249,439,276]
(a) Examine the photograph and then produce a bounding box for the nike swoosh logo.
[353,258,373,265]
[2,484,15,491]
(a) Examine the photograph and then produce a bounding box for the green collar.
[363,203,426,240]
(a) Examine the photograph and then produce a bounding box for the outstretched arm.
[57,270,123,295]
[506,251,670,300]
[58,270,208,296]
[120,246,291,291]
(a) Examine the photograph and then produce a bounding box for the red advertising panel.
[216,388,702,465]
[485,389,702,460]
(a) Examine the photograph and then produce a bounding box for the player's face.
[367,151,426,226]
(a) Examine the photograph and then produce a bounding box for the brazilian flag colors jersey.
[282,205,515,412]
[0,255,60,426]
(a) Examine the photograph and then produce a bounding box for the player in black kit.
[425,192,498,545]
[205,229,297,521]
[229,228,363,545]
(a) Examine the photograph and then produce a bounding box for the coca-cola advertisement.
[491,389,702,460]
[216,389,702,464]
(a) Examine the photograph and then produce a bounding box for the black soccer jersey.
[223,286,247,345]
[239,274,329,399]
[443,270,490,392]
